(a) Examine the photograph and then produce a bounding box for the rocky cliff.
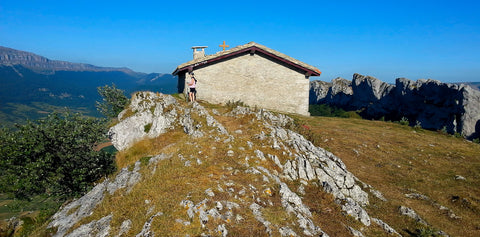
[41,91,421,236]
[310,73,480,139]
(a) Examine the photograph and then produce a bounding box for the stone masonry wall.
[183,52,310,116]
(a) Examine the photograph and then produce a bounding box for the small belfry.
[219,41,229,51]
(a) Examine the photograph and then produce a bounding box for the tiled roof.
[172,42,321,76]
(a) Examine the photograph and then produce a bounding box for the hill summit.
[34,91,480,236]
[47,92,374,236]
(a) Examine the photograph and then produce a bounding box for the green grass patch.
[144,123,152,133]
[309,104,360,118]
[0,193,64,236]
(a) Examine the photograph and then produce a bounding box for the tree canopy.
[96,83,129,119]
[0,112,116,199]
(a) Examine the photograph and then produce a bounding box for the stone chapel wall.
[191,52,310,115]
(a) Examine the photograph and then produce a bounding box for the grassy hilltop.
[4,96,480,236]
[293,115,480,236]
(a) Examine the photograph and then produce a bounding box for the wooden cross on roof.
[219,41,229,51]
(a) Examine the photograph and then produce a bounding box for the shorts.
[189,88,196,93]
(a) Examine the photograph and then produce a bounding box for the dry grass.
[72,103,354,236]
[70,104,291,235]
[47,100,480,236]
[114,129,185,169]
[292,115,480,236]
[300,183,358,236]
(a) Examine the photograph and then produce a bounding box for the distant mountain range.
[0,46,177,126]
[0,46,140,75]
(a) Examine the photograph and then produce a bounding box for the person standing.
[188,72,197,102]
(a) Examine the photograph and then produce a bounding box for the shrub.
[226,100,246,110]
[96,83,129,119]
[399,117,409,126]
[473,138,480,144]
[0,111,116,199]
[414,226,440,237]
[140,156,152,166]
[309,104,357,118]
[144,123,152,133]
[414,120,422,130]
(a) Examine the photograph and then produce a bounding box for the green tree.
[0,111,116,199]
[96,83,129,118]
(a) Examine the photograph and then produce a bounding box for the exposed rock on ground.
[310,73,480,139]
[109,92,178,151]
[47,154,169,237]
[45,92,419,236]
[399,206,428,226]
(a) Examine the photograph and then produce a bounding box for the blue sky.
[1,0,479,83]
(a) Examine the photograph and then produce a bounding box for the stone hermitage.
[173,42,321,116]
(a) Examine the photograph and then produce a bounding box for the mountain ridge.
[0,46,177,126]
[0,46,142,76]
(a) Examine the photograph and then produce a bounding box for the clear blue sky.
[1,0,479,83]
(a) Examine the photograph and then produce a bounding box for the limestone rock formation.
[45,92,414,236]
[108,92,178,151]
[310,73,480,139]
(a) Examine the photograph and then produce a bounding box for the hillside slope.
[33,92,480,236]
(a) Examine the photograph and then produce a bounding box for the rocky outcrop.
[310,73,480,139]
[108,92,228,151]
[47,157,148,237]
[108,92,179,151]
[46,92,410,236]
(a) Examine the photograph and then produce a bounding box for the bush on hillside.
[226,100,246,109]
[399,117,409,126]
[96,83,129,119]
[0,111,116,199]
[309,104,359,118]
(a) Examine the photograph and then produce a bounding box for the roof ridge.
[173,42,320,76]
